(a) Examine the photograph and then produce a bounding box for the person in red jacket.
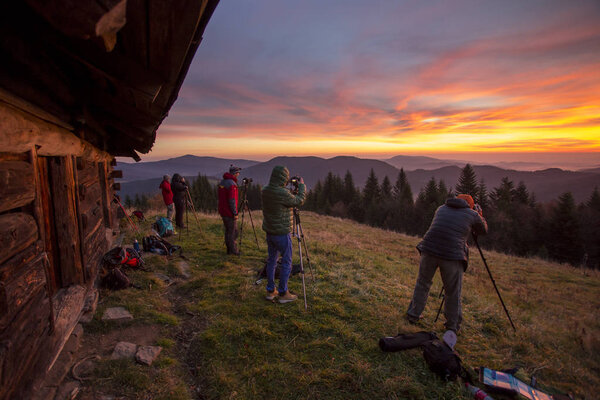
[159,175,174,220]
[218,165,241,255]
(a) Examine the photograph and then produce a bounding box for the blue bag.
[153,217,174,237]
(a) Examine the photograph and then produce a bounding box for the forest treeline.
[125,166,600,269]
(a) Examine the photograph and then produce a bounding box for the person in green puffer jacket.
[261,165,306,303]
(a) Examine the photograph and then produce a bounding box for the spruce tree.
[124,194,133,208]
[476,179,488,209]
[547,192,583,265]
[381,176,392,198]
[362,169,381,206]
[588,186,600,212]
[393,168,413,205]
[455,164,478,196]
[514,181,530,205]
[343,170,357,205]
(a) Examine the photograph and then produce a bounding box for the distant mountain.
[579,167,600,174]
[239,156,399,188]
[116,155,600,203]
[116,155,259,182]
[384,155,467,170]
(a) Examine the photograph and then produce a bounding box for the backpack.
[132,210,146,221]
[152,217,174,237]
[422,339,463,381]
[142,235,181,256]
[101,267,132,290]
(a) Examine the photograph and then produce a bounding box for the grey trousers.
[407,252,464,332]
[222,216,239,254]
[166,203,174,220]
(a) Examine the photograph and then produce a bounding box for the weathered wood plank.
[0,213,38,265]
[0,152,29,162]
[0,289,50,398]
[0,160,35,213]
[0,241,43,282]
[78,180,103,215]
[76,158,99,186]
[46,285,86,371]
[0,102,112,162]
[36,156,60,292]
[98,162,112,228]
[49,157,83,286]
[0,253,46,330]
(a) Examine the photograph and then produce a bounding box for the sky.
[146,0,600,167]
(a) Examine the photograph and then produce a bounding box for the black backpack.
[422,339,463,381]
[142,235,181,256]
[379,331,438,352]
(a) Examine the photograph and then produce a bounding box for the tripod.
[292,207,315,310]
[238,183,260,251]
[184,188,202,234]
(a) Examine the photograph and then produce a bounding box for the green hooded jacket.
[261,166,306,235]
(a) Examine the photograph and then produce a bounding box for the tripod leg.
[246,204,260,251]
[296,235,307,310]
[238,204,245,250]
[297,223,314,282]
[434,287,445,324]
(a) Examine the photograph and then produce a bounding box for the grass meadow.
[86,210,599,399]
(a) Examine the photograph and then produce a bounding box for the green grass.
[90,210,599,399]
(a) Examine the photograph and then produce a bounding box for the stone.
[102,307,133,321]
[110,342,137,360]
[177,260,191,278]
[135,345,162,366]
[153,273,172,284]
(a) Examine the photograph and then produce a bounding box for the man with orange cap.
[406,194,487,339]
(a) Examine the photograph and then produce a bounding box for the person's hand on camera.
[298,177,304,184]
[474,203,483,216]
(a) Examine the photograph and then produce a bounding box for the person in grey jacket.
[406,194,488,334]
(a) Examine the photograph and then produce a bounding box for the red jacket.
[159,180,174,205]
[218,173,238,217]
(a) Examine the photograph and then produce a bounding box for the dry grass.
[86,209,599,399]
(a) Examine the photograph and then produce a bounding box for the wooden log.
[36,157,60,292]
[0,289,50,398]
[0,160,35,213]
[0,241,43,282]
[49,157,83,286]
[110,170,123,179]
[75,158,99,186]
[0,252,47,330]
[78,180,102,210]
[24,0,127,51]
[0,102,112,162]
[0,213,38,265]
[112,182,121,191]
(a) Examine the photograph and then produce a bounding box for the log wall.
[0,104,118,400]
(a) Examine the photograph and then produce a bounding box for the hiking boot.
[278,291,297,303]
[405,313,422,325]
[265,289,278,301]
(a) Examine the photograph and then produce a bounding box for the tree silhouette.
[546,192,583,265]
[455,164,478,196]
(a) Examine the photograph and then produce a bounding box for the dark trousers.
[222,216,239,254]
[174,198,186,228]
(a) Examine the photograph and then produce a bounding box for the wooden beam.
[0,213,39,266]
[49,157,83,286]
[36,157,60,292]
[0,102,112,162]
[0,160,35,213]
[25,0,127,51]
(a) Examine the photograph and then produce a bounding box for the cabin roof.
[0,0,219,161]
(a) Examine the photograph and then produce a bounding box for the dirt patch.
[80,324,163,358]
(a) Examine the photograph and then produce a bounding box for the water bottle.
[465,383,494,400]
[133,239,140,252]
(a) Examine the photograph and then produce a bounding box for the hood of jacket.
[446,197,470,209]
[222,172,238,182]
[268,166,289,188]
[172,173,182,183]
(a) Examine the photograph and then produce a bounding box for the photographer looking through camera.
[261,166,306,303]
[218,165,242,255]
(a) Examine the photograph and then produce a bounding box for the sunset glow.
[148,0,600,163]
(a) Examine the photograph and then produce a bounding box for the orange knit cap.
[457,194,474,209]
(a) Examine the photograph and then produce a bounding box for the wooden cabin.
[0,1,219,398]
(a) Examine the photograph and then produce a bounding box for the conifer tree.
[455,164,478,196]
[588,186,600,212]
[393,168,413,205]
[546,192,583,265]
[514,181,530,205]
[381,176,392,198]
[134,193,141,208]
[362,168,381,206]
[475,179,488,210]
[124,194,133,208]
[490,177,515,211]
[191,174,217,212]
[343,170,357,205]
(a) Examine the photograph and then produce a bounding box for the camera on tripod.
[242,177,253,185]
[289,176,301,194]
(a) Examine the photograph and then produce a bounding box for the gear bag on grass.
[142,235,181,255]
[152,217,174,237]
[422,339,463,381]
[379,331,438,352]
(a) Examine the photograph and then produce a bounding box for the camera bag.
[422,339,463,381]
